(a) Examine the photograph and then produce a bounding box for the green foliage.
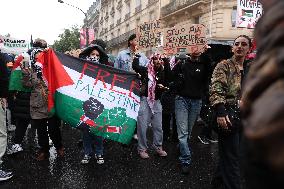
[52,25,80,52]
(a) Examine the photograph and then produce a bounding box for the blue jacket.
[114,48,148,71]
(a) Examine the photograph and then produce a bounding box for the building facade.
[85,0,254,56]
[85,0,101,43]
[160,0,253,45]
[95,0,160,55]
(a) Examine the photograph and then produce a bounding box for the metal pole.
[58,0,89,46]
[209,0,214,38]
[85,15,89,47]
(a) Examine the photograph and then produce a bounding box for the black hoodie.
[172,54,211,99]
[0,52,10,98]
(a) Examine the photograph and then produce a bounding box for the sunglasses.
[234,42,248,47]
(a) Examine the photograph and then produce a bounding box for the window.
[117,29,120,37]
[149,11,155,21]
[127,2,131,14]
[136,0,141,6]
[232,7,237,27]
[136,18,140,27]
[126,24,130,33]
[194,16,201,24]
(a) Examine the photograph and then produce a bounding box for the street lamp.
[58,0,89,46]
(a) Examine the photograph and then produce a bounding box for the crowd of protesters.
[1,1,284,187]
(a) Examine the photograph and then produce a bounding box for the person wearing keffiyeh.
[132,53,168,159]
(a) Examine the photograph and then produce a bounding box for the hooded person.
[79,44,108,65]
[21,45,64,161]
[78,44,107,165]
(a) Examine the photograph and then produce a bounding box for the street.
[1,123,218,189]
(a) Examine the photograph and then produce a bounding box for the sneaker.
[95,154,104,164]
[7,144,23,155]
[198,135,210,145]
[81,155,91,164]
[133,134,138,140]
[181,163,190,174]
[7,124,16,132]
[0,170,13,181]
[138,150,149,159]
[49,137,53,146]
[156,147,167,157]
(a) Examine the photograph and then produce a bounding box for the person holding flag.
[77,44,109,164]
[21,40,64,161]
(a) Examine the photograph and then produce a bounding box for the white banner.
[0,35,30,54]
[236,0,263,29]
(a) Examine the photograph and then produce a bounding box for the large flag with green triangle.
[38,49,141,144]
[9,53,32,92]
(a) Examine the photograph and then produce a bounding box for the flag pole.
[30,35,33,48]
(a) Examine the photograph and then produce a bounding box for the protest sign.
[136,20,162,48]
[163,24,207,55]
[0,35,30,54]
[236,0,263,29]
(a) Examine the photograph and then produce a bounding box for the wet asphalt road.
[0,123,218,189]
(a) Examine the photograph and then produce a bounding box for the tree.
[52,25,80,53]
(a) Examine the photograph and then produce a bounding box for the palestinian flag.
[38,49,141,144]
[242,9,253,17]
[9,53,32,92]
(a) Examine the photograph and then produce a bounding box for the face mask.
[87,56,100,63]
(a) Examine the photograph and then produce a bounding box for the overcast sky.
[0,0,94,45]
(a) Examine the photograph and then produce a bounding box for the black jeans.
[212,130,242,189]
[14,118,30,144]
[162,112,177,141]
[32,116,62,153]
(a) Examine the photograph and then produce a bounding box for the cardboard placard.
[136,20,162,48]
[163,24,207,55]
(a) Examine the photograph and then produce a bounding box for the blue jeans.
[82,129,104,156]
[175,96,202,165]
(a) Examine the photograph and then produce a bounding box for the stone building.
[86,0,254,57]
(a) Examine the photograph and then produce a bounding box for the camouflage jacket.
[209,58,242,107]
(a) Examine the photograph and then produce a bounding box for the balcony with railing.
[110,7,115,17]
[147,0,159,7]
[117,0,122,10]
[99,17,103,24]
[135,4,142,13]
[161,0,207,17]
[106,29,135,48]
[117,18,121,25]
[101,0,108,6]
[104,12,109,20]
[124,13,130,21]
[99,30,104,37]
